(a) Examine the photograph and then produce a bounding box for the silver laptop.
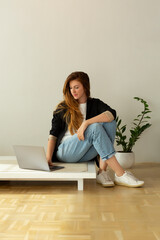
[13,145,64,171]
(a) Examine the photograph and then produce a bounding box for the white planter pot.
[115,152,135,169]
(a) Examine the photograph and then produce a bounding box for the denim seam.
[101,150,116,161]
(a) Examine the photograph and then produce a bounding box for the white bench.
[0,156,96,191]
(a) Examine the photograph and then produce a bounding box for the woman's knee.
[102,120,117,130]
[87,123,103,132]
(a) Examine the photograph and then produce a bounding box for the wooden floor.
[0,163,160,240]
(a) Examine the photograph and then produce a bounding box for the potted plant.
[115,97,152,169]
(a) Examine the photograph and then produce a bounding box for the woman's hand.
[77,120,89,141]
[46,157,54,167]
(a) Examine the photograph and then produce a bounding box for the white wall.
[0,0,159,162]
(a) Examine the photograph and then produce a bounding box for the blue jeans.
[56,120,117,163]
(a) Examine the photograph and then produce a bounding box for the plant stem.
[137,106,145,127]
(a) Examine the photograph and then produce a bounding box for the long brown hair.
[55,71,90,135]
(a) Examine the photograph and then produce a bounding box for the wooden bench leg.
[78,179,83,191]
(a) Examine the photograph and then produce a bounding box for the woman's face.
[69,79,87,103]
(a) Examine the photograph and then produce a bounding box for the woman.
[46,71,144,188]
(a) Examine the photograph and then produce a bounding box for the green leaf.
[142,110,152,114]
[122,136,127,140]
[130,130,135,134]
[134,97,140,100]
[122,126,126,133]
[117,119,122,127]
[144,116,151,118]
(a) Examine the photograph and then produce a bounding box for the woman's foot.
[114,171,144,187]
[96,170,115,187]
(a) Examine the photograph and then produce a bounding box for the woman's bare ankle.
[98,169,103,174]
[99,157,108,173]
[98,167,107,174]
[115,170,125,177]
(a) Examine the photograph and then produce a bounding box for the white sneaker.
[96,170,115,187]
[114,171,144,188]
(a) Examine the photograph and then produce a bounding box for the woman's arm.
[77,111,114,141]
[47,108,64,165]
[87,110,114,125]
[46,135,57,166]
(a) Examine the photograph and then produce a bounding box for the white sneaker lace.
[125,171,139,182]
[101,171,112,182]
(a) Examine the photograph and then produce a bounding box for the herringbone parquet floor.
[0,163,160,240]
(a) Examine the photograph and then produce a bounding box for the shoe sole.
[96,180,115,187]
[114,181,144,188]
